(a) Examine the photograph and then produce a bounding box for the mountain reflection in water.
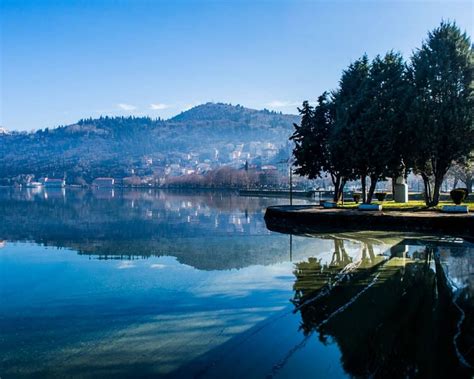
[0,188,472,378]
[0,188,310,269]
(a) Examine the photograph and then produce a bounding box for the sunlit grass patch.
[337,200,474,212]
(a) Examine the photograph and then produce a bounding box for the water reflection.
[292,238,474,378]
[0,188,311,269]
[1,188,473,378]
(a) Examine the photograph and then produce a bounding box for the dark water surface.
[0,188,473,378]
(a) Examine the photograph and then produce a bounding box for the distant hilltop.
[0,102,299,185]
[170,102,289,122]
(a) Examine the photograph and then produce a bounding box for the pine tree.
[291,94,353,202]
[408,21,473,206]
[291,101,317,178]
[333,55,371,202]
[361,51,410,203]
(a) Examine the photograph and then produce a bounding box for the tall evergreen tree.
[291,101,317,177]
[361,51,410,202]
[291,94,352,201]
[326,91,355,201]
[408,22,473,206]
[333,55,371,202]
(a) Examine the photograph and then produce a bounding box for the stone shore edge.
[264,206,474,241]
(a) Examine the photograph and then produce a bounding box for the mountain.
[171,102,287,123]
[0,103,299,184]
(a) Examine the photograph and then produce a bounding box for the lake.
[0,188,473,378]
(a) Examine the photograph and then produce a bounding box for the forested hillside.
[0,103,298,184]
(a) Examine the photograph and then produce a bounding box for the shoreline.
[264,205,474,241]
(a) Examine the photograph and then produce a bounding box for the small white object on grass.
[358,204,382,211]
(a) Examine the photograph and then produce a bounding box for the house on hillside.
[165,164,182,177]
[92,177,115,188]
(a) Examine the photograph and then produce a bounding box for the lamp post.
[277,157,294,206]
[289,162,293,206]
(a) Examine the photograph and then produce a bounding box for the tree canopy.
[292,21,473,206]
[407,21,473,205]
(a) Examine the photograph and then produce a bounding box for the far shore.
[1,184,472,197]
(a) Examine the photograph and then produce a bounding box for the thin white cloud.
[150,103,170,110]
[117,103,137,111]
[266,100,301,108]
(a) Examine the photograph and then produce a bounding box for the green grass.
[337,200,474,212]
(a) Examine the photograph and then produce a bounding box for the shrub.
[353,193,361,203]
[375,192,387,202]
[450,188,468,205]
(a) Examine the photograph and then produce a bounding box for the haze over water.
[0,189,473,378]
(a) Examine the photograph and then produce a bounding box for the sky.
[1,0,472,131]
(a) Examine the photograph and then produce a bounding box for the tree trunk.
[361,175,367,204]
[465,175,473,194]
[337,178,347,203]
[421,172,432,206]
[430,172,445,207]
[453,177,459,190]
[333,175,341,202]
[367,175,378,204]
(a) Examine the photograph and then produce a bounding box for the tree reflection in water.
[292,238,474,378]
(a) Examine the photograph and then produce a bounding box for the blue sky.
[1,0,472,131]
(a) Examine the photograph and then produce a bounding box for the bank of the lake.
[265,205,474,240]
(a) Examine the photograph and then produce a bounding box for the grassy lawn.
[337,200,474,212]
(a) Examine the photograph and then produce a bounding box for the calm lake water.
[0,188,473,378]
